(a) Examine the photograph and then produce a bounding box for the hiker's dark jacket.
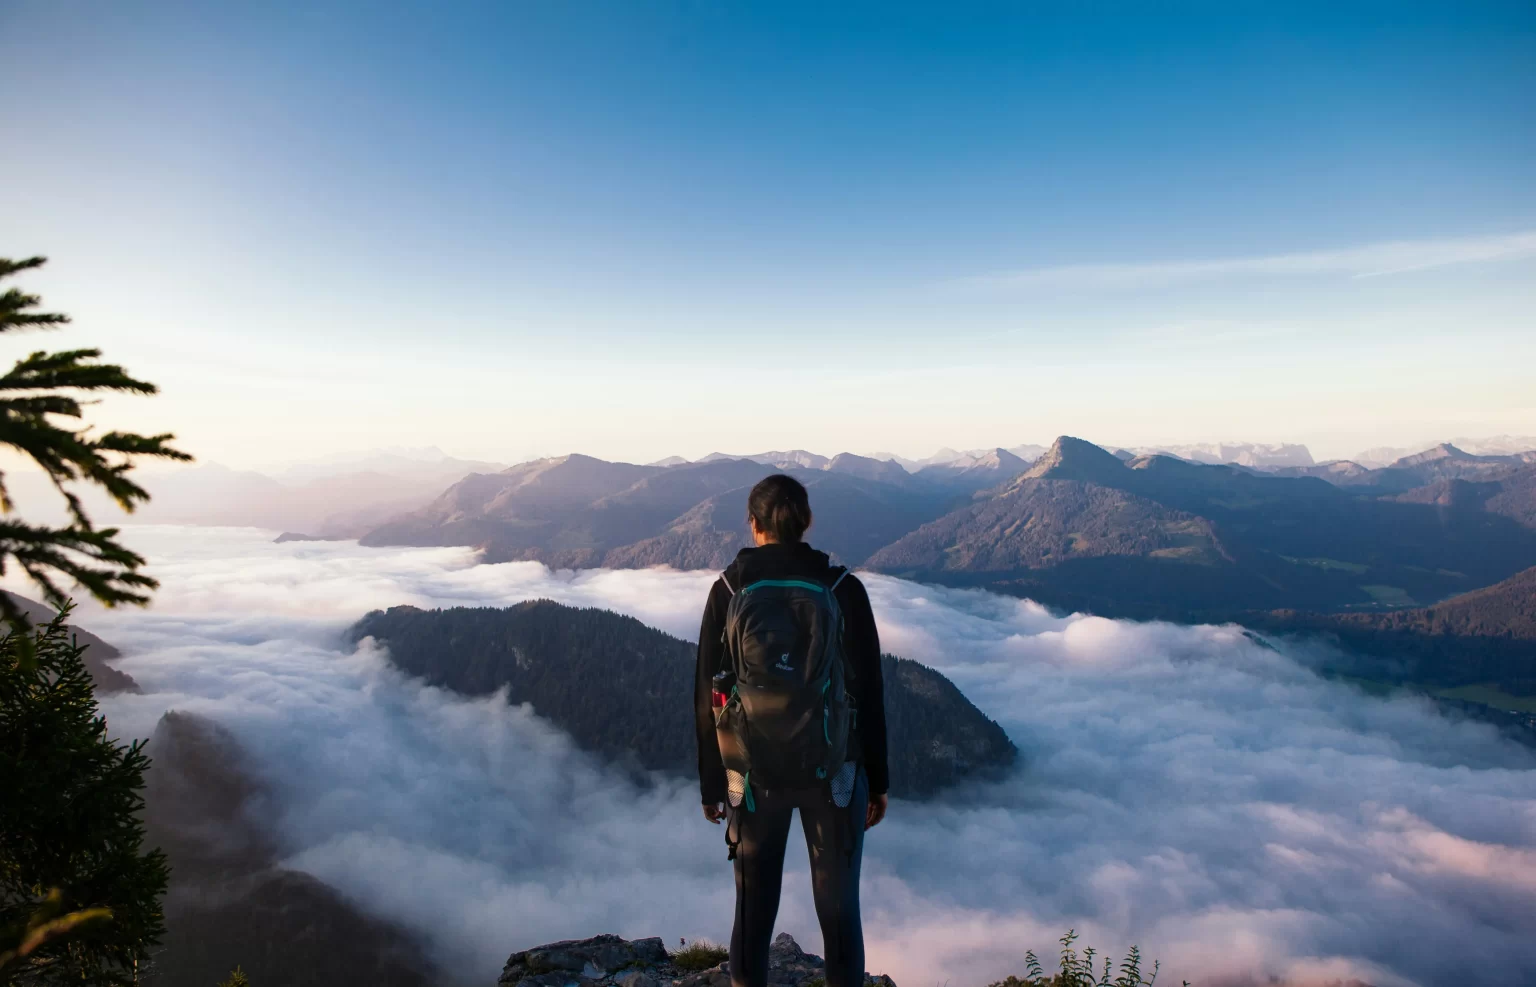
[695,542,889,804]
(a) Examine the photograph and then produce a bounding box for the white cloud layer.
[964,230,1536,291]
[38,526,1536,987]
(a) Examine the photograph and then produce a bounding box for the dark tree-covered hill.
[348,600,1017,798]
[1,590,137,693]
[142,712,439,987]
[1253,566,1536,693]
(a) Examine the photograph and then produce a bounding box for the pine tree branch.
[0,258,69,333]
[0,255,192,617]
[0,349,159,395]
[0,520,158,612]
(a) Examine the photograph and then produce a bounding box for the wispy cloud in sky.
[962,230,1536,291]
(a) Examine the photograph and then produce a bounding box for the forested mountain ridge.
[1253,566,1536,694]
[347,600,1017,797]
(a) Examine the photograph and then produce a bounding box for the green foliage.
[0,609,169,984]
[987,930,1179,987]
[670,937,728,971]
[216,967,251,987]
[0,256,191,650]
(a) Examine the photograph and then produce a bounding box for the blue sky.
[3,0,1534,467]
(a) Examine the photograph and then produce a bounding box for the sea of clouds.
[26,526,1536,987]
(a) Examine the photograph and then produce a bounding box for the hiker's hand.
[703,802,727,824]
[866,793,888,830]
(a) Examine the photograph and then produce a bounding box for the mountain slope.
[362,458,954,567]
[361,454,671,563]
[866,479,1225,573]
[914,447,1032,493]
[600,497,745,570]
[698,449,831,469]
[1254,566,1536,693]
[1389,466,1536,530]
[348,600,1017,797]
[866,436,1536,617]
[826,452,912,485]
[2,592,136,693]
[1285,445,1536,494]
[143,712,438,987]
[1120,442,1315,469]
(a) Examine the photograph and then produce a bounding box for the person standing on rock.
[695,473,890,987]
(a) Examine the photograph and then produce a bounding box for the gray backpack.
[714,567,853,805]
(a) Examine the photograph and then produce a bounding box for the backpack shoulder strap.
[828,566,851,592]
[717,569,737,648]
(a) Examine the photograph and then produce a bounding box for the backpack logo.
[774,652,794,672]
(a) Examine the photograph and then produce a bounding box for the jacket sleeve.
[840,575,890,797]
[695,578,731,805]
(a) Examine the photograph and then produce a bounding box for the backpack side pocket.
[714,691,752,777]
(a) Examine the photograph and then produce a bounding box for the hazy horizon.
[41,431,1536,479]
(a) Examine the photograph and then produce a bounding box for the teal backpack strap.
[828,566,850,592]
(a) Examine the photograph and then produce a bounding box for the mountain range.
[358,453,982,569]
[356,437,1536,621]
[1115,441,1315,469]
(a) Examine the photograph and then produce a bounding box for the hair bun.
[747,474,812,543]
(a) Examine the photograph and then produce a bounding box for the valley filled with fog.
[29,526,1536,987]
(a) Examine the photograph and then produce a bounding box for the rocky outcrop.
[497,932,896,987]
[274,531,343,543]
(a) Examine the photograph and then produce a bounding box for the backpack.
[714,567,853,803]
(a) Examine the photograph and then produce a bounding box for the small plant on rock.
[987,930,1180,987]
[671,936,729,971]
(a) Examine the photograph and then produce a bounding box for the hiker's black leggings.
[728,769,868,987]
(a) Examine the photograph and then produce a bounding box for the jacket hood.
[726,541,837,586]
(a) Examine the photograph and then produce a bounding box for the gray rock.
[673,970,730,987]
[496,932,893,987]
[499,934,668,985]
[613,972,658,987]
